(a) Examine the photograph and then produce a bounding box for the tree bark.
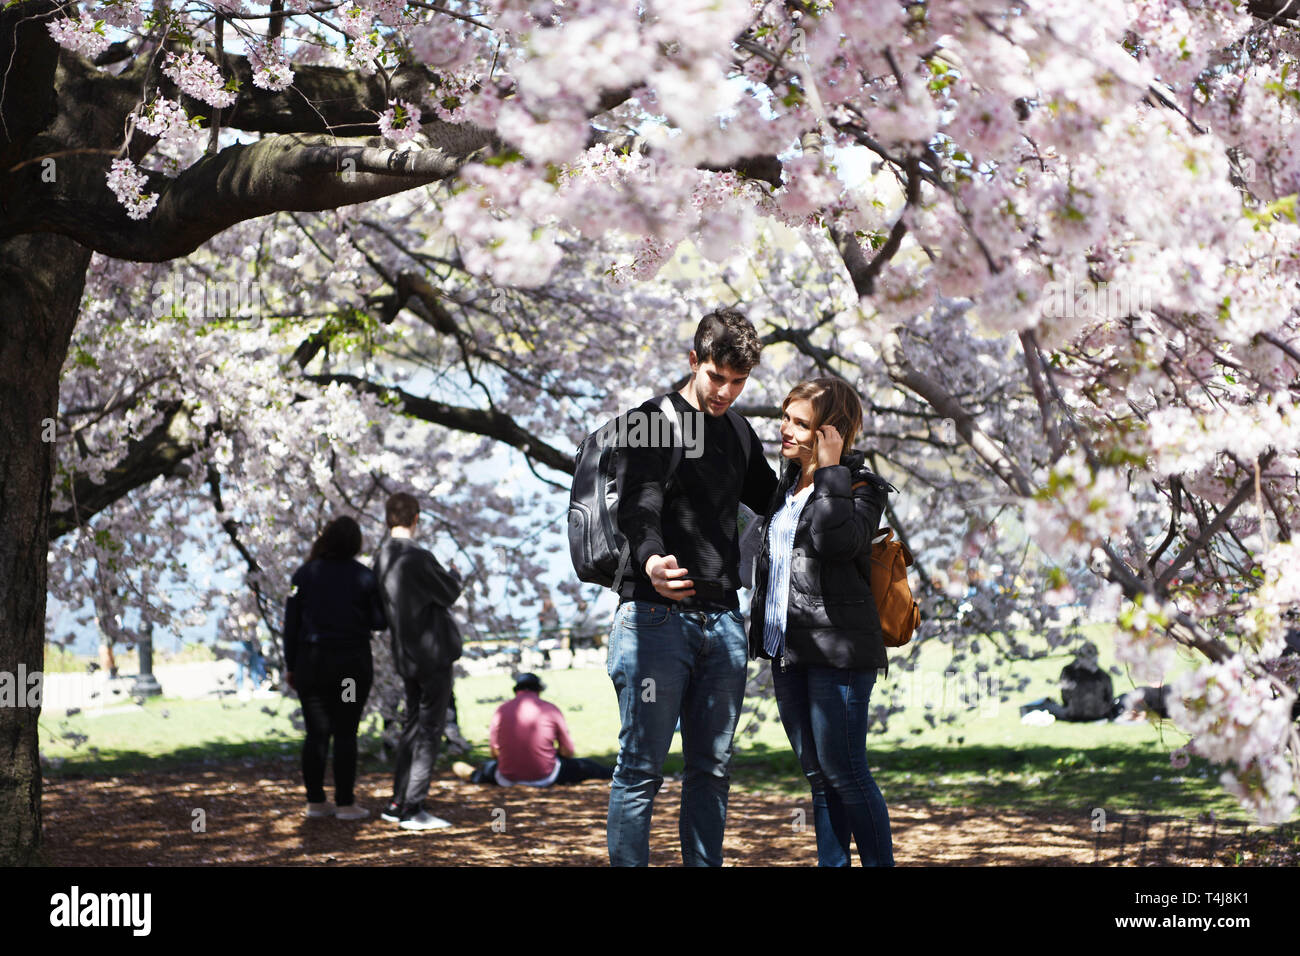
[0,234,90,865]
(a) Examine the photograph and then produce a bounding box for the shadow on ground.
[40,758,1291,866]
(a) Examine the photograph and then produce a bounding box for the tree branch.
[1147,478,1183,571]
[207,464,281,641]
[827,155,920,297]
[1018,330,1065,461]
[1101,543,1234,663]
[302,372,575,474]
[48,401,195,538]
[878,329,1035,497]
[223,59,463,136]
[1247,0,1300,25]
[4,132,479,260]
[1155,452,1276,589]
[0,0,62,173]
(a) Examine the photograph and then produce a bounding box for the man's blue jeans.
[606,600,748,866]
[772,664,894,867]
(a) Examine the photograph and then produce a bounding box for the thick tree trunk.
[0,234,90,865]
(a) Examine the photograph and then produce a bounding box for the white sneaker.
[305,802,335,818]
[399,809,452,831]
[335,804,370,821]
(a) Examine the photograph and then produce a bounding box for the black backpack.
[568,394,752,591]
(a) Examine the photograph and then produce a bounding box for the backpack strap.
[613,396,686,593]
[655,397,752,471]
[656,394,686,479]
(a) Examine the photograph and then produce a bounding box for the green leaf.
[484,148,524,167]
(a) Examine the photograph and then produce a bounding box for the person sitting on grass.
[453,674,613,787]
[1020,642,1117,722]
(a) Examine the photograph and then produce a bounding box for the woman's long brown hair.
[782,377,864,481]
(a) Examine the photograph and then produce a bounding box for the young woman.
[748,377,895,866]
[282,515,387,820]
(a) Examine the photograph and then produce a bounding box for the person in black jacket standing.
[372,492,464,831]
[608,308,779,866]
[283,516,387,820]
[749,377,895,866]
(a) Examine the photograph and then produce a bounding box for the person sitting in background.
[1020,642,1115,722]
[1058,642,1114,720]
[453,674,613,787]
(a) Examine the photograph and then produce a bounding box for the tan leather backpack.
[866,528,920,647]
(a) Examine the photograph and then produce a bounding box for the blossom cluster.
[104,158,158,220]
[163,52,238,109]
[1023,454,1135,563]
[130,95,206,177]
[47,13,111,58]
[42,0,1300,822]
[247,39,295,93]
[1169,656,1297,823]
[378,99,422,144]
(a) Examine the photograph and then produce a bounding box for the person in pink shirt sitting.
[453,674,613,786]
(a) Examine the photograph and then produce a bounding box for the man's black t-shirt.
[616,391,777,610]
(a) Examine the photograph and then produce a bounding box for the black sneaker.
[380,800,403,823]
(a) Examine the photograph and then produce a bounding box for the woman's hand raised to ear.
[815,424,844,470]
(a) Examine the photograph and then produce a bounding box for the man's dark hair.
[693,307,762,372]
[385,492,420,529]
[308,516,363,561]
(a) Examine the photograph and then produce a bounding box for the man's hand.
[645,554,695,601]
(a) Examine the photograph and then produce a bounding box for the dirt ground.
[38,760,1284,866]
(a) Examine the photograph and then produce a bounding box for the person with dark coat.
[748,377,895,867]
[1021,643,1118,721]
[1058,642,1114,720]
[283,515,387,820]
[372,492,464,831]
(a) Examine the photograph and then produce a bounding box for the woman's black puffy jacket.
[747,450,893,671]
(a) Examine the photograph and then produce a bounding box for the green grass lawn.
[39,694,308,774]
[37,632,1285,825]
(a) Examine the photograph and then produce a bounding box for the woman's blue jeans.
[772,663,894,866]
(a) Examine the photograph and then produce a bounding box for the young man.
[606,307,779,866]
[452,673,613,787]
[373,492,463,831]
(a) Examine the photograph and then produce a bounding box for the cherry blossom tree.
[6,0,1300,863]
